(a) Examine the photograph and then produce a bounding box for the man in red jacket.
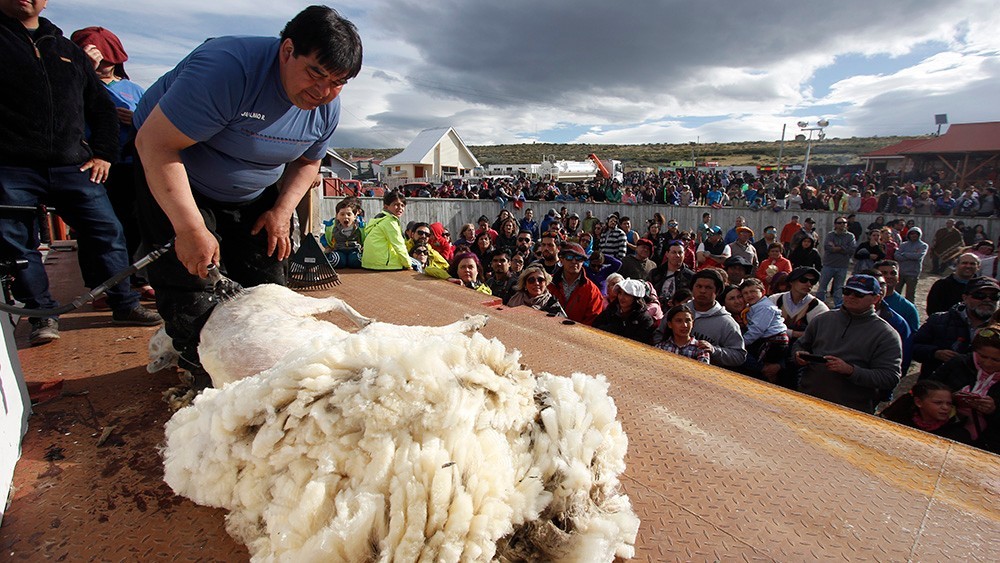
[548,242,605,325]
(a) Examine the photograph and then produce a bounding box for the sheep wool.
[163,324,638,561]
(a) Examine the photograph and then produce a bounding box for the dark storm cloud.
[377,0,972,108]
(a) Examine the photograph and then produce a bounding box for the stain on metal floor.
[3,255,998,561]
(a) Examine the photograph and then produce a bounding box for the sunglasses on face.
[526,277,546,284]
[797,277,818,284]
[414,250,428,256]
[560,254,586,262]
[442,232,451,237]
[842,288,871,298]
[415,230,431,236]
[835,221,847,225]
[517,237,531,242]
[970,292,1000,301]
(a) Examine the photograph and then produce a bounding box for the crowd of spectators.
[384,167,999,218]
[328,190,1000,455]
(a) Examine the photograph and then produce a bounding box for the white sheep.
[196,284,489,388]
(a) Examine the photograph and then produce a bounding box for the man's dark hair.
[874,259,898,269]
[412,222,430,232]
[281,5,363,79]
[492,249,511,260]
[691,268,725,295]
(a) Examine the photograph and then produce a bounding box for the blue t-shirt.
[133,36,339,202]
[105,79,145,160]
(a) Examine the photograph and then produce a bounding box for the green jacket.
[361,212,411,270]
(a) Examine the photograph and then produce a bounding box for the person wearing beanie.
[71,26,153,301]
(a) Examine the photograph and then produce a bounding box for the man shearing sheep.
[132,6,363,387]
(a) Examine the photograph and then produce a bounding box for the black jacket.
[593,302,655,345]
[912,304,975,379]
[0,14,118,166]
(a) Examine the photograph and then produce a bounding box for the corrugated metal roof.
[899,122,1000,154]
[861,138,934,158]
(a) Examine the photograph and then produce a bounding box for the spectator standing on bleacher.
[0,0,161,346]
[816,217,856,308]
[893,227,927,302]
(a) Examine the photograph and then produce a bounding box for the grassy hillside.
[336,135,927,169]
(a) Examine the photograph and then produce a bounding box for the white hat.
[618,279,648,299]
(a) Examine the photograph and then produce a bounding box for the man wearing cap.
[769,266,828,345]
[914,276,1000,380]
[793,274,901,414]
[653,268,746,367]
[816,216,857,308]
[723,256,754,287]
[780,215,802,254]
[0,0,162,346]
[697,226,730,270]
[753,225,779,260]
[727,226,758,269]
[649,240,694,309]
[548,243,605,326]
[789,217,819,252]
[618,238,656,280]
[927,252,981,315]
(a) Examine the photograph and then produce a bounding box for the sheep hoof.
[462,314,489,332]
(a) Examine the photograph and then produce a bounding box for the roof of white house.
[325,148,358,171]
[381,127,480,167]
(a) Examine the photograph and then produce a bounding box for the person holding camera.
[792,274,902,414]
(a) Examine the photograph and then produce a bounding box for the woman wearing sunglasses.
[506,265,566,317]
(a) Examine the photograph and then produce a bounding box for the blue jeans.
[816,266,849,308]
[0,165,139,313]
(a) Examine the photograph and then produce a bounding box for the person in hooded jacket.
[654,268,746,368]
[894,226,928,302]
[789,236,823,271]
[362,190,412,270]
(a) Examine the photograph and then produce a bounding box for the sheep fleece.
[163,329,639,561]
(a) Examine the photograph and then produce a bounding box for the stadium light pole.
[796,119,828,183]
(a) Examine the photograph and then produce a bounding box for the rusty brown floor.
[2,252,998,561]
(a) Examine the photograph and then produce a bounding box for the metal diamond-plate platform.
[3,258,998,561]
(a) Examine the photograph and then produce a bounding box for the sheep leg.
[276,291,374,327]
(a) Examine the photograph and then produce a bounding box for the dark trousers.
[134,160,285,369]
[0,165,138,314]
[77,161,148,288]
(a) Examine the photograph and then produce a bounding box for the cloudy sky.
[45,0,1000,149]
